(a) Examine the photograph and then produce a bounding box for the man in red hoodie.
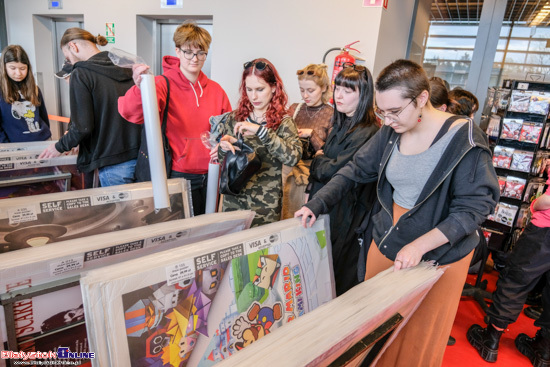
[118,20,231,215]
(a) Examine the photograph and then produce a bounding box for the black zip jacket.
[305,118,500,265]
[55,51,142,173]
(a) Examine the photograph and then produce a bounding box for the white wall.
[5,0,413,113]
[408,0,432,66]
[373,0,417,78]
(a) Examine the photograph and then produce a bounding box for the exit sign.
[363,0,388,9]
[106,23,115,44]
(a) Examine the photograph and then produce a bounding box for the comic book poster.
[0,179,189,253]
[90,217,333,367]
[188,227,333,366]
[122,263,228,366]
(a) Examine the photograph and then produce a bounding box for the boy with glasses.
[119,20,231,214]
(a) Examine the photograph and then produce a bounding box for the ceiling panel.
[430,1,550,26]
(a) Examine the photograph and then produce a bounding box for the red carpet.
[443,266,538,366]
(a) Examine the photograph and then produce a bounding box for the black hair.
[333,65,376,131]
[448,88,479,116]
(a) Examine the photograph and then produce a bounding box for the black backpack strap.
[161,75,170,136]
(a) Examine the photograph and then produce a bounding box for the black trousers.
[488,222,550,331]
[170,171,207,216]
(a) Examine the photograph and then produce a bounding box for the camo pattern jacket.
[217,113,301,227]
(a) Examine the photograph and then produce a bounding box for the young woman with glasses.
[0,45,51,143]
[281,64,334,220]
[119,20,231,213]
[215,58,301,227]
[296,59,500,366]
[301,63,379,296]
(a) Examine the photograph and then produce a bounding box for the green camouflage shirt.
[217,113,301,227]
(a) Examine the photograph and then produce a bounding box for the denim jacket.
[305,117,500,265]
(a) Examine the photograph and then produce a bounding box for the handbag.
[219,133,262,196]
[300,138,315,160]
[293,103,315,160]
[134,75,172,182]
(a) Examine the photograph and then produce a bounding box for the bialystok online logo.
[1,347,95,361]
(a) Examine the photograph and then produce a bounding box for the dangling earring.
[417,110,423,123]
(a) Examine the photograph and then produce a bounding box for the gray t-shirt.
[386,122,465,209]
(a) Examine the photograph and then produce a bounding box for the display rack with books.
[482,80,550,252]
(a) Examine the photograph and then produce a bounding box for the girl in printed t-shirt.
[0,45,51,143]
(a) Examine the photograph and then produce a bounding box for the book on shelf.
[518,122,543,144]
[494,202,519,227]
[503,176,526,200]
[500,118,523,140]
[528,91,550,116]
[492,146,514,169]
[508,90,532,113]
[510,150,534,173]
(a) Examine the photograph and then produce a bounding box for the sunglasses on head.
[244,60,269,71]
[343,62,368,79]
[296,69,318,76]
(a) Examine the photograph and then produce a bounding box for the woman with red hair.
[216,58,301,226]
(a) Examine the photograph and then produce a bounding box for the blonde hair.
[60,28,108,48]
[296,64,331,104]
[173,20,212,51]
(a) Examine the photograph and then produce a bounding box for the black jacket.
[55,51,142,173]
[308,118,378,295]
[306,118,500,265]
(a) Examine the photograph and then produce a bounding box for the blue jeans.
[98,159,137,187]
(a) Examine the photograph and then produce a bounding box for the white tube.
[205,162,220,214]
[140,74,170,210]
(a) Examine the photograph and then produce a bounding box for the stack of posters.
[216,262,444,367]
[0,179,191,253]
[0,141,83,198]
[0,142,76,172]
[80,216,334,367]
[0,141,53,153]
[0,211,255,366]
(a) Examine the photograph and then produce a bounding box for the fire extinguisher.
[323,41,363,86]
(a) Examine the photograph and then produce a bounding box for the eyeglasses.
[179,48,208,61]
[374,94,419,123]
[342,62,368,80]
[244,60,269,71]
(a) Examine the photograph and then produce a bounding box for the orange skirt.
[366,202,473,367]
